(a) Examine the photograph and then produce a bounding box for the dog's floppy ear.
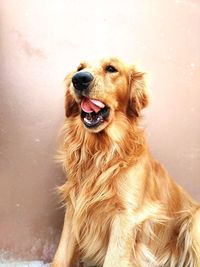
[127,65,149,117]
[64,72,79,117]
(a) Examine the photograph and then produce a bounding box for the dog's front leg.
[103,215,134,267]
[52,208,78,267]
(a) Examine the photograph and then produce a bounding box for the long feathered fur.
[52,57,200,267]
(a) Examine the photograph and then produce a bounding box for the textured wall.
[0,0,200,262]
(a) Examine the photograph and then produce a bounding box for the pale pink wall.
[0,0,200,262]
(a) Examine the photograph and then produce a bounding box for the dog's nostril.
[72,72,94,91]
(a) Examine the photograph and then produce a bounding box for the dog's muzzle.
[72,72,110,129]
[80,98,110,128]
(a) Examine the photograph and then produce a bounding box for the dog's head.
[64,57,148,133]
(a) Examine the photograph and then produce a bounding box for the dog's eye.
[105,65,118,73]
[77,65,85,72]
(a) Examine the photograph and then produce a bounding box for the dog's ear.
[127,66,149,117]
[64,72,79,117]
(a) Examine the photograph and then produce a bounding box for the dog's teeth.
[84,118,92,124]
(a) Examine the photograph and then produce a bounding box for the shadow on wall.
[0,0,200,263]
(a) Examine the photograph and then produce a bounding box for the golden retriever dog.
[52,57,200,267]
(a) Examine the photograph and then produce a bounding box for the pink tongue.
[81,98,105,113]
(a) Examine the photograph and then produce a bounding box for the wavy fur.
[52,57,200,267]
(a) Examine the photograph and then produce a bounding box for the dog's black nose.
[72,72,94,91]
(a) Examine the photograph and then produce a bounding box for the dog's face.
[65,57,148,133]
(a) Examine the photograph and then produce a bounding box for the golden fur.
[52,57,200,267]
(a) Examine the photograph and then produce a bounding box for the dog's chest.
[71,178,118,264]
[74,200,114,264]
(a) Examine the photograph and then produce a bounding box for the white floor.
[0,262,50,267]
[0,261,95,267]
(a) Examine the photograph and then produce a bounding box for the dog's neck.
[60,114,146,174]
[58,114,147,221]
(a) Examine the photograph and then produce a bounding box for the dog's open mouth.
[80,97,110,128]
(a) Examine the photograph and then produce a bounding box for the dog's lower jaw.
[82,110,113,133]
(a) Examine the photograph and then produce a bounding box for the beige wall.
[0,0,200,262]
